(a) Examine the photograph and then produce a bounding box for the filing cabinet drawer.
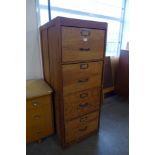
[26,125,53,144]
[64,88,100,121]
[65,111,99,143]
[62,27,105,62]
[26,95,51,111]
[63,61,103,95]
[26,104,53,129]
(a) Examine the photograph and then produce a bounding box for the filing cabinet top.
[40,16,108,31]
[26,79,53,99]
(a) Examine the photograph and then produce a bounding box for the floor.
[26,95,129,155]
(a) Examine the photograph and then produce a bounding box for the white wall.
[26,0,43,79]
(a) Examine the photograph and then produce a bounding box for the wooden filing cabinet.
[40,17,107,147]
[26,80,54,144]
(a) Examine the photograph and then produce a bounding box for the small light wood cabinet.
[26,80,54,144]
[40,17,107,147]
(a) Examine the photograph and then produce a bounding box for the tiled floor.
[27,95,129,155]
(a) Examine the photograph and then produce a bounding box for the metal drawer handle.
[80,63,88,69]
[78,78,88,83]
[80,29,91,37]
[79,126,88,132]
[80,116,88,122]
[80,93,88,98]
[79,48,90,51]
[36,131,42,134]
[32,102,39,107]
[79,102,89,108]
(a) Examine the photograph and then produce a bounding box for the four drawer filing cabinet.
[40,16,107,147]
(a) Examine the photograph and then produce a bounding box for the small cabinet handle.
[34,115,40,119]
[32,102,39,108]
[36,131,42,134]
[80,63,88,69]
[79,126,88,132]
[78,78,88,83]
[80,93,88,98]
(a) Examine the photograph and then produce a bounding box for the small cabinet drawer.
[26,95,51,111]
[62,27,105,62]
[64,88,101,121]
[26,105,53,129]
[65,111,99,143]
[63,61,103,95]
[26,125,53,144]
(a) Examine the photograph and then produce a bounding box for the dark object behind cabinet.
[115,50,129,97]
[40,17,107,147]
[103,56,113,88]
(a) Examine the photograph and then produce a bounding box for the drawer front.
[26,95,51,111]
[63,61,103,95]
[65,111,99,143]
[62,27,105,62]
[26,104,53,129]
[26,125,53,143]
[64,88,100,121]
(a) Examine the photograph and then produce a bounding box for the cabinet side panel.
[40,30,50,84]
[48,26,64,145]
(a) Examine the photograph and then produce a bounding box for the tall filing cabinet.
[40,17,107,147]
